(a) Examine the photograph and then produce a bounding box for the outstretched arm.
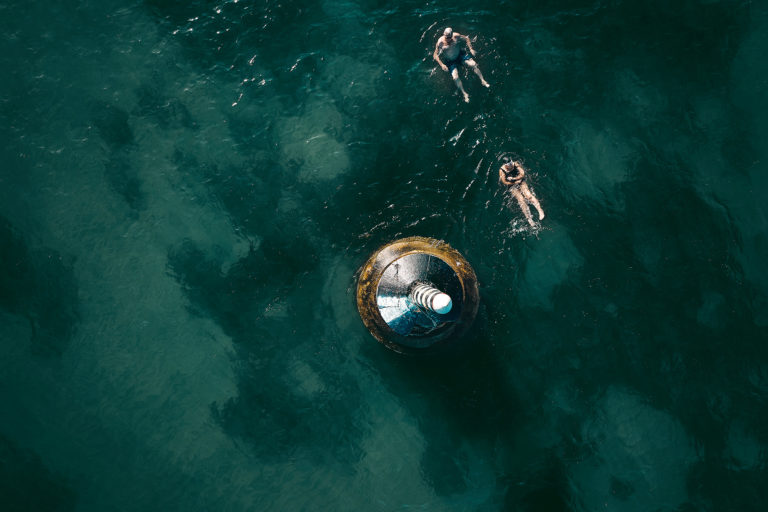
[460,34,476,56]
[433,41,448,71]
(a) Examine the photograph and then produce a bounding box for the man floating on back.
[433,27,490,103]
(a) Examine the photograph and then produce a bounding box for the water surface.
[1,0,767,510]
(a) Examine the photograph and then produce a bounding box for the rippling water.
[1,0,767,510]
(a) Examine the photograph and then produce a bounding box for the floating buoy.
[356,236,479,354]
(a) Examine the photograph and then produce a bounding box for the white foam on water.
[516,222,583,309]
[501,216,534,238]
[570,386,696,512]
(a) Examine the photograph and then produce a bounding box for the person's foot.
[463,93,470,103]
[481,79,490,88]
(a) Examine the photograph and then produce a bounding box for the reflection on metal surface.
[357,237,479,354]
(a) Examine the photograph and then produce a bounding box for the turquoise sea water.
[1,0,767,510]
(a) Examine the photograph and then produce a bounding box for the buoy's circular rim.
[356,236,479,354]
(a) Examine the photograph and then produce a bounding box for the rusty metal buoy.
[356,236,479,354]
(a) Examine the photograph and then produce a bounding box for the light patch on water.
[561,120,635,209]
[728,6,768,325]
[0,311,33,360]
[613,68,669,127]
[321,54,387,102]
[522,27,581,74]
[696,291,727,329]
[689,93,730,139]
[0,5,278,510]
[321,0,365,20]
[253,381,455,511]
[544,382,581,417]
[277,188,303,214]
[322,255,358,334]
[730,6,768,129]
[277,98,351,182]
[262,298,290,318]
[354,392,446,509]
[570,386,696,512]
[286,359,326,397]
[135,145,253,266]
[516,222,583,309]
[724,419,765,471]
[747,365,768,401]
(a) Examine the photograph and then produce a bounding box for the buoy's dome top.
[431,293,452,314]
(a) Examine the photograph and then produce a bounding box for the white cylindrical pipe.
[410,283,452,314]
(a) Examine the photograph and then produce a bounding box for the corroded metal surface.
[356,236,479,354]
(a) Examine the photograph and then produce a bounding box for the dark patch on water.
[513,462,571,512]
[609,475,634,500]
[91,101,134,150]
[0,433,77,512]
[210,368,365,466]
[91,101,147,211]
[420,441,469,495]
[363,335,529,499]
[688,459,768,511]
[0,216,79,357]
[104,152,145,212]
[134,84,196,130]
[167,239,365,464]
[502,145,768,508]
[171,150,280,237]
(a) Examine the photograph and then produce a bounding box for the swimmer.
[499,160,545,227]
[433,27,490,103]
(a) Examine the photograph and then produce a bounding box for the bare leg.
[451,68,470,102]
[521,183,545,221]
[466,60,490,88]
[510,188,536,227]
[520,184,544,220]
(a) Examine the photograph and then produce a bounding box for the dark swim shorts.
[445,50,471,72]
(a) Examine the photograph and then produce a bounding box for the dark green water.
[1,0,767,510]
